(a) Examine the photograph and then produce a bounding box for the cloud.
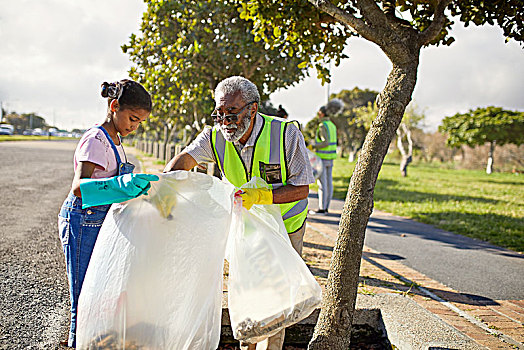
[0,0,146,129]
[414,23,524,130]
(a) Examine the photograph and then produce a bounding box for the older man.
[164,76,314,350]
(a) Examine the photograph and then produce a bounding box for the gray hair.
[214,76,260,104]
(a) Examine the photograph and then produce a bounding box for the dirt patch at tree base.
[218,324,392,349]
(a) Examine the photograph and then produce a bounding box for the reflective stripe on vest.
[211,113,307,233]
[315,120,337,160]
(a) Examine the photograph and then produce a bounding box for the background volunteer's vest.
[315,120,337,160]
[211,113,308,234]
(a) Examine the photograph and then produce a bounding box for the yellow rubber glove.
[307,144,314,151]
[238,188,273,210]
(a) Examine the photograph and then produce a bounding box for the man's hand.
[163,151,198,172]
[236,188,273,210]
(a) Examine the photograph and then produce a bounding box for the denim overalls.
[58,126,134,347]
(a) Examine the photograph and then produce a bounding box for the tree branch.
[418,0,453,46]
[382,0,412,28]
[355,0,389,28]
[308,0,378,43]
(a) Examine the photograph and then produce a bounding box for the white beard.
[220,114,251,142]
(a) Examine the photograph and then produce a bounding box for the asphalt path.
[307,193,524,301]
[0,140,138,349]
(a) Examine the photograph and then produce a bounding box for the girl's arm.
[71,161,97,197]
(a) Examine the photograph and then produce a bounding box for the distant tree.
[123,0,308,141]
[332,88,378,161]
[396,104,425,176]
[352,101,425,176]
[236,1,524,347]
[439,106,524,174]
[1,107,7,123]
[5,112,46,133]
[304,88,378,161]
[419,131,455,163]
[258,100,280,116]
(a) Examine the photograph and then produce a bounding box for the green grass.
[327,158,524,253]
[0,135,74,141]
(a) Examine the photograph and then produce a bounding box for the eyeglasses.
[211,101,256,123]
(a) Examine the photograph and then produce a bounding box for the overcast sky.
[1,1,523,132]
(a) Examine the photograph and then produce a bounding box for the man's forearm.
[163,151,198,172]
[272,184,309,204]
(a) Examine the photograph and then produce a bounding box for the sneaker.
[308,209,328,215]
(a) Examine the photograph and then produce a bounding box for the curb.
[357,293,487,350]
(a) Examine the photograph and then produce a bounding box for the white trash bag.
[306,149,323,180]
[227,178,322,344]
[76,171,235,350]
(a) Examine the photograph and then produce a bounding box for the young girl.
[58,79,158,347]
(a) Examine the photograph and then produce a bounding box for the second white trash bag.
[306,149,323,180]
[227,179,322,344]
[76,171,235,350]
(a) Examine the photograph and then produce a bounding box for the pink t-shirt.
[74,128,126,179]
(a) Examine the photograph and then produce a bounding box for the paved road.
[0,140,138,349]
[0,140,75,349]
[307,193,524,301]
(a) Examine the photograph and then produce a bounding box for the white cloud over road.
[1,1,523,131]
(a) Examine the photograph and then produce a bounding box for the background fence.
[133,140,219,177]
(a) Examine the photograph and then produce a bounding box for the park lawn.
[324,158,524,253]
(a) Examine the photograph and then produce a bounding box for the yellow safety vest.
[315,120,337,160]
[211,114,308,233]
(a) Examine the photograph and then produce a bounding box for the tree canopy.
[233,1,523,348]
[123,0,308,140]
[238,1,524,82]
[5,112,46,133]
[439,106,524,148]
[303,87,378,158]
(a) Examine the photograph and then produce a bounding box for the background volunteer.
[310,98,343,215]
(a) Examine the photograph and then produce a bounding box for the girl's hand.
[79,173,159,209]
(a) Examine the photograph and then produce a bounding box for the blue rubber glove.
[80,173,159,209]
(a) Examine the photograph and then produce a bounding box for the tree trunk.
[308,61,419,349]
[486,141,495,174]
[348,150,356,163]
[400,155,412,176]
[397,123,413,177]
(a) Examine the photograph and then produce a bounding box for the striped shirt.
[184,113,315,186]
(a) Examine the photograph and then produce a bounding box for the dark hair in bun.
[101,79,152,112]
